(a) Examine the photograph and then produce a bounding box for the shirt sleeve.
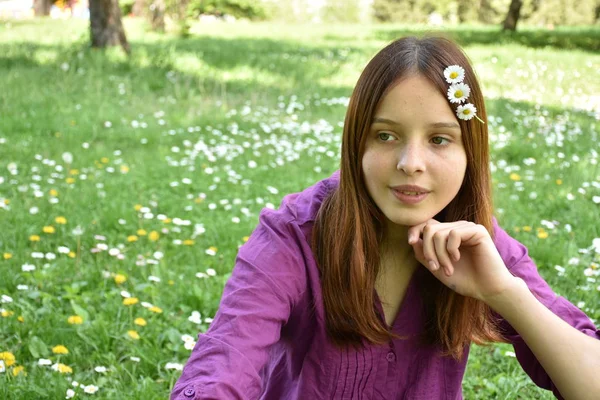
[492,220,600,399]
[170,208,307,400]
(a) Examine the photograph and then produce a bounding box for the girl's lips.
[391,188,429,204]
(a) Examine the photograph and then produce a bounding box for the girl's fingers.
[421,222,441,272]
[446,226,463,263]
[433,230,453,276]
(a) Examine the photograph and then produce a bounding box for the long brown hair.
[311,36,507,360]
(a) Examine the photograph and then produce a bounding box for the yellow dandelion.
[123,297,139,306]
[55,216,67,225]
[163,218,172,224]
[101,157,109,163]
[127,235,138,243]
[114,274,127,285]
[537,230,549,239]
[65,177,76,184]
[29,235,40,242]
[0,352,16,367]
[183,239,195,246]
[1,310,14,317]
[149,306,163,314]
[134,317,147,326]
[522,226,532,232]
[3,253,12,260]
[69,169,79,175]
[127,330,140,340]
[137,229,147,236]
[12,365,26,377]
[556,179,563,185]
[52,345,69,355]
[17,316,24,323]
[509,173,521,181]
[243,236,249,242]
[49,189,58,196]
[168,280,174,286]
[134,204,143,211]
[43,226,56,234]
[67,315,83,325]
[68,251,76,258]
[120,165,130,173]
[55,363,72,374]
[148,231,160,241]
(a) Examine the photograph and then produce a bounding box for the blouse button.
[386,351,396,362]
[183,388,196,398]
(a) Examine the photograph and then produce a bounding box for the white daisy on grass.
[83,384,99,394]
[456,104,477,121]
[447,83,471,104]
[165,362,183,371]
[443,65,465,84]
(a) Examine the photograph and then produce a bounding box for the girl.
[171,36,600,400]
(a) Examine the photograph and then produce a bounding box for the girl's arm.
[484,277,600,400]
[170,209,307,400]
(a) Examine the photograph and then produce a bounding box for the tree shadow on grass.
[369,25,600,53]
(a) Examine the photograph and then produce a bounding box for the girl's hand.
[407,219,518,302]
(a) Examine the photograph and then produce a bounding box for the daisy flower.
[456,103,477,120]
[443,65,465,83]
[447,83,470,104]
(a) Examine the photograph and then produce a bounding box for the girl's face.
[362,74,467,233]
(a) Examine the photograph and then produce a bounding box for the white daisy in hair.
[456,103,477,120]
[443,65,465,84]
[447,82,470,104]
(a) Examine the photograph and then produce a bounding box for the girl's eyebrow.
[372,117,460,130]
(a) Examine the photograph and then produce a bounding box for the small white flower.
[141,302,153,308]
[72,381,79,387]
[206,268,216,276]
[83,384,99,394]
[184,340,196,350]
[456,103,477,121]
[120,291,131,298]
[148,275,161,282]
[447,83,470,103]
[130,356,140,362]
[165,362,183,371]
[1,295,13,303]
[0,360,5,373]
[181,334,194,342]
[94,366,107,373]
[21,264,35,272]
[38,358,52,366]
[62,152,73,164]
[188,311,202,324]
[66,388,75,399]
[443,65,465,84]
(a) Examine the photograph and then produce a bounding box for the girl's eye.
[377,132,395,142]
[431,136,450,145]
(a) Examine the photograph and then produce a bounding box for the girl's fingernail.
[429,260,438,271]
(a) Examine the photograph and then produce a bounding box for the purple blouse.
[171,170,599,400]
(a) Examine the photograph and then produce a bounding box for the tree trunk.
[457,0,470,23]
[502,0,523,31]
[149,0,166,32]
[33,0,52,16]
[89,0,131,54]
[132,0,145,17]
[477,0,495,24]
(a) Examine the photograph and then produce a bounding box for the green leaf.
[70,300,90,322]
[28,336,49,359]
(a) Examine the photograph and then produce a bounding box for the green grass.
[1,18,599,399]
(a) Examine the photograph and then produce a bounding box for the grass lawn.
[0,17,599,399]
